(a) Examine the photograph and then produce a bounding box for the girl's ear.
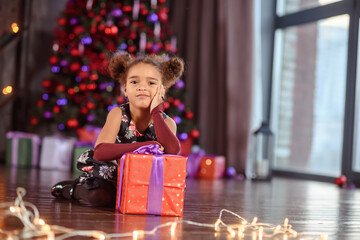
[123,84,128,97]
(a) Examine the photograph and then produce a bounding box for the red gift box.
[197,155,225,179]
[116,145,187,216]
[76,125,101,146]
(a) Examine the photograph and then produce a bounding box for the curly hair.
[108,52,184,88]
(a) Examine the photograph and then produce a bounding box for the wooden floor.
[1,166,360,240]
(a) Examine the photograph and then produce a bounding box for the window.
[271,0,359,181]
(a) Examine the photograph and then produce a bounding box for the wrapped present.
[39,135,76,171]
[76,125,101,146]
[186,150,205,178]
[6,132,41,168]
[73,141,92,174]
[116,145,187,216]
[197,155,225,179]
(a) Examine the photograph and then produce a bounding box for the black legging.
[73,179,117,207]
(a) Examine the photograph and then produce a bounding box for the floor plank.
[1,166,360,239]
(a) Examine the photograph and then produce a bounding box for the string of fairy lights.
[1,188,329,240]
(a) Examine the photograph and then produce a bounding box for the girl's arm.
[93,107,158,162]
[151,103,181,155]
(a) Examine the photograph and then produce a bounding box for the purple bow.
[117,144,164,215]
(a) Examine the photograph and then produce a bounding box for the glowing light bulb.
[99,234,105,239]
[38,219,45,225]
[251,217,258,224]
[9,206,15,213]
[11,23,19,33]
[320,233,328,240]
[284,218,289,227]
[214,219,221,231]
[133,231,143,240]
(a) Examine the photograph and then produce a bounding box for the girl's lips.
[136,94,149,97]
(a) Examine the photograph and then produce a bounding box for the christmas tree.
[31,0,199,146]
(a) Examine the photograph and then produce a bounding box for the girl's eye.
[149,82,157,85]
[130,80,137,84]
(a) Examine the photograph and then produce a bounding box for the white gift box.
[40,136,76,171]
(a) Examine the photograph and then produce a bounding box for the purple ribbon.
[117,144,164,215]
[6,131,41,167]
[186,150,205,178]
[74,141,93,147]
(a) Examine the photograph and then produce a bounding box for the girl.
[51,52,184,207]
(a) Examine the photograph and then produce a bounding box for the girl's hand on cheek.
[150,85,165,113]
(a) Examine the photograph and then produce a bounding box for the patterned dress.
[75,103,168,189]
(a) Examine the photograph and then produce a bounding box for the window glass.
[273,15,349,176]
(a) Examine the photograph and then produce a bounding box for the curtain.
[170,0,254,173]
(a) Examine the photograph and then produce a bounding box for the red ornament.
[117,96,125,104]
[99,52,106,59]
[173,99,181,107]
[164,102,170,109]
[36,100,44,107]
[87,102,96,109]
[146,42,153,51]
[105,27,112,35]
[335,175,347,187]
[165,43,171,52]
[53,106,60,113]
[158,10,168,22]
[68,88,75,95]
[70,48,80,57]
[87,83,97,90]
[49,56,58,65]
[80,107,88,115]
[89,73,99,81]
[58,18,67,26]
[129,31,137,40]
[185,111,194,120]
[73,26,85,35]
[98,24,106,32]
[88,11,95,18]
[30,117,39,125]
[67,119,79,128]
[111,26,118,34]
[122,5,132,12]
[56,84,65,92]
[128,45,137,53]
[42,79,51,88]
[106,42,116,52]
[69,33,75,40]
[167,97,174,103]
[140,9,148,15]
[190,129,200,139]
[95,15,102,22]
[79,83,87,91]
[100,9,107,16]
[70,62,81,72]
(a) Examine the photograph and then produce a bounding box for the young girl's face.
[124,63,163,109]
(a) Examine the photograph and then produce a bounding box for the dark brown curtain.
[171,0,253,173]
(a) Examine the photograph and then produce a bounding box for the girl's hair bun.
[108,52,132,82]
[162,56,184,88]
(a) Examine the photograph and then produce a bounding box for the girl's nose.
[136,81,147,91]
